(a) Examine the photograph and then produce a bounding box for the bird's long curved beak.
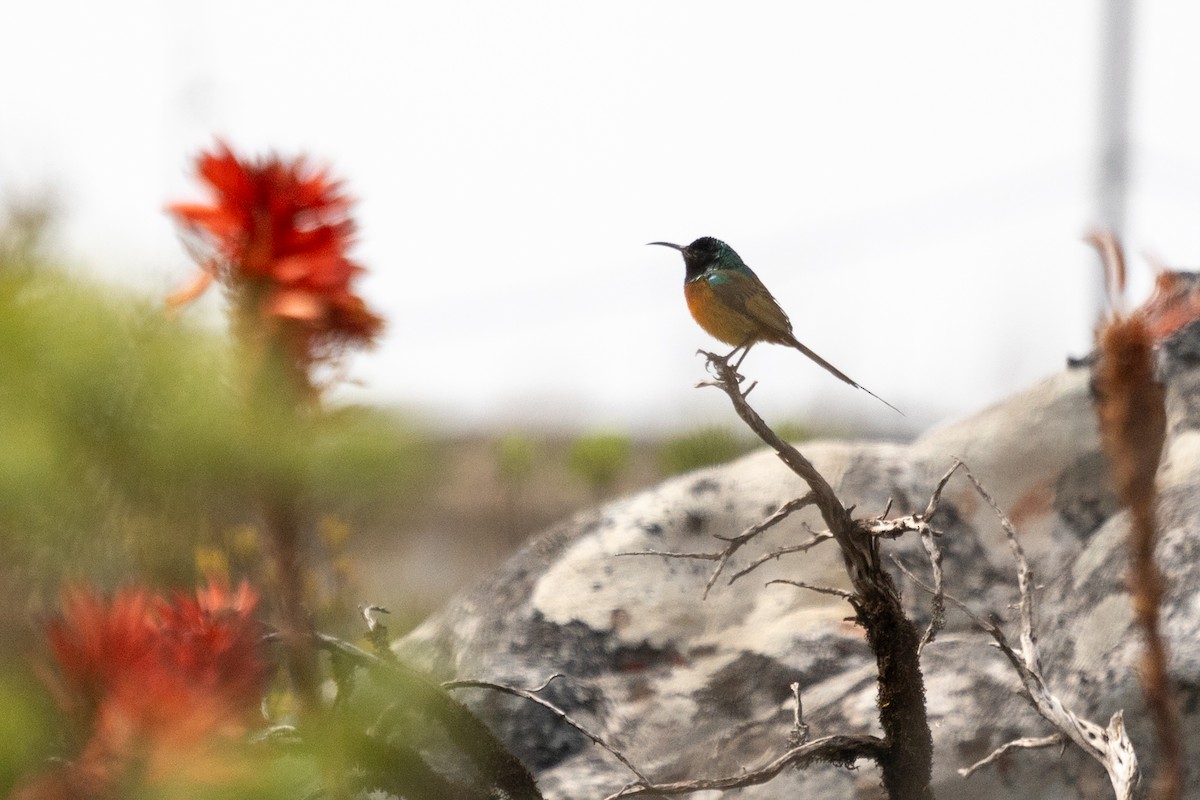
[646,241,683,250]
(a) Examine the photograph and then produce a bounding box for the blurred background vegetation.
[0,183,860,796]
[0,195,835,646]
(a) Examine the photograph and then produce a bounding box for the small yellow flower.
[318,516,352,551]
[195,546,230,581]
[227,525,261,559]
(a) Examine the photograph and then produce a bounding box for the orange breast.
[684,279,762,347]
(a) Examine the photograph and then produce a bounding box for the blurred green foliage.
[0,198,864,798]
[495,432,537,488]
[0,256,434,624]
[567,432,632,496]
[310,405,438,521]
[773,420,811,444]
[0,666,56,793]
[658,426,751,475]
[1,265,239,588]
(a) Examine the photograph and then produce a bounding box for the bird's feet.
[696,349,746,383]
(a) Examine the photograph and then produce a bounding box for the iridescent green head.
[647,237,750,281]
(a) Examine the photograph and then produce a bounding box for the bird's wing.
[708,270,794,340]
[710,272,903,414]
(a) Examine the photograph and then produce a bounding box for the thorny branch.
[322,632,888,800]
[688,350,947,800]
[957,734,1065,779]
[694,354,853,550]
[896,464,1140,800]
[620,493,816,599]
[599,734,888,800]
[914,463,959,649]
[726,529,834,585]
[443,676,650,786]
[318,634,648,796]
[767,579,853,600]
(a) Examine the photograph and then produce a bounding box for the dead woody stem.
[895,465,1140,800]
[696,351,936,800]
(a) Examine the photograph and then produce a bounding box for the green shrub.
[495,432,537,488]
[659,427,749,475]
[567,432,632,495]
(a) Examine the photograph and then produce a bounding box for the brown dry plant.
[1088,230,1181,800]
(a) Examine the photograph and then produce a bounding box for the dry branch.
[896,464,1140,800]
[620,493,815,599]
[789,681,811,747]
[443,676,650,786]
[599,734,887,800]
[957,734,1065,778]
[767,578,854,601]
[619,357,961,798]
[694,350,937,800]
[727,530,834,585]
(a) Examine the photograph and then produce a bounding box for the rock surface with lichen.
[398,327,1200,799]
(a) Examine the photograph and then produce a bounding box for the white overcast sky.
[5,1,1200,434]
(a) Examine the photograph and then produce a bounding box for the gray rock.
[399,336,1200,798]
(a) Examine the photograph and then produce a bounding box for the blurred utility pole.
[1094,0,1134,315]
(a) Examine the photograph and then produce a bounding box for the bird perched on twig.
[648,236,900,414]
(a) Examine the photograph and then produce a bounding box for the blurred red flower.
[17,580,270,798]
[1139,271,1200,341]
[168,142,384,364]
[45,588,158,719]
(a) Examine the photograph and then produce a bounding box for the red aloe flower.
[168,142,384,365]
[21,580,271,797]
[153,581,269,719]
[1138,270,1200,341]
[46,588,159,718]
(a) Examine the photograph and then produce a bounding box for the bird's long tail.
[782,333,903,415]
